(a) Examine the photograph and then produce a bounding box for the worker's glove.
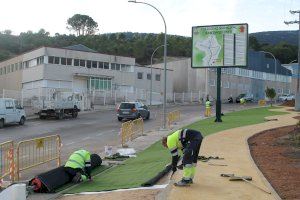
[177,164,183,170]
[172,166,177,173]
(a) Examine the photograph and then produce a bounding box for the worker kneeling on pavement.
[64,149,92,183]
[162,129,203,186]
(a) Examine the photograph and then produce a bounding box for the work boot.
[174,179,191,187]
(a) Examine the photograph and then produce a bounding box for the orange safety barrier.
[167,110,181,128]
[121,118,144,147]
[258,99,266,106]
[0,141,14,182]
[16,135,61,181]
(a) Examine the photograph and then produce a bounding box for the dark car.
[117,102,150,121]
[235,93,254,103]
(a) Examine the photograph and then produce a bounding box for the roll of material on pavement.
[141,164,172,187]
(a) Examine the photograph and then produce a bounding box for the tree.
[67,14,98,36]
[265,87,276,107]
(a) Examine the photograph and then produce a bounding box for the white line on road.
[82,137,91,140]
[65,142,75,146]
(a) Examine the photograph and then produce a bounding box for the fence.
[120,118,144,147]
[1,89,206,113]
[15,135,61,181]
[0,141,14,182]
[167,110,181,128]
[258,99,266,106]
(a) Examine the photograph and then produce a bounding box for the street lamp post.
[129,0,168,129]
[260,51,277,97]
[150,44,166,106]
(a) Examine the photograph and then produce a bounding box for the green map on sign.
[192,24,247,67]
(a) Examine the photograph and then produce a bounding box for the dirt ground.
[60,189,161,200]
[249,123,300,199]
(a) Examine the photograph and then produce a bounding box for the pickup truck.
[0,98,26,128]
[36,92,81,120]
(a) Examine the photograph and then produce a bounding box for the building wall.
[134,66,173,94]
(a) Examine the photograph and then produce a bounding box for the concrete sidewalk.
[167,107,298,200]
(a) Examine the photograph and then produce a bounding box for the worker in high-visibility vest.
[162,129,203,186]
[64,149,92,183]
[205,98,211,117]
[240,97,246,105]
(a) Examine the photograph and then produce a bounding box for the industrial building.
[151,50,292,101]
[0,44,173,93]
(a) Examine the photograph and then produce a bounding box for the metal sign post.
[191,24,248,122]
[215,68,222,122]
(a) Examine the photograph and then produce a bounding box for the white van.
[0,98,26,128]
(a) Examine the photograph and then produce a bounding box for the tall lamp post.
[260,51,277,97]
[150,44,166,106]
[129,0,168,129]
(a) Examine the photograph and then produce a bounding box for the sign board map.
[192,24,248,68]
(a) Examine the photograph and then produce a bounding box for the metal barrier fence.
[121,118,144,147]
[16,135,61,181]
[0,141,14,182]
[258,99,266,106]
[167,110,181,128]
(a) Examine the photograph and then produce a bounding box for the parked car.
[0,98,26,128]
[236,93,254,103]
[279,94,295,101]
[117,102,150,121]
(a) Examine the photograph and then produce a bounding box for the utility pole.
[285,10,300,110]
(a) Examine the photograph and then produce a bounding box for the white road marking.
[82,137,91,140]
[65,142,75,146]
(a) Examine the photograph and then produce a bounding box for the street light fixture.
[150,44,167,106]
[260,51,277,97]
[129,0,168,129]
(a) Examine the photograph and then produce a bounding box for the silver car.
[117,102,150,121]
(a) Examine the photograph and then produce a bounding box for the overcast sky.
[0,0,299,36]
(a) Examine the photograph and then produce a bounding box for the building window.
[92,61,97,68]
[116,64,121,71]
[86,60,91,68]
[54,57,60,64]
[87,77,112,90]
[61,57,66,65]
[37,56,44,65]
[98,62,104,69]
[80,59,85,67]
[104,62,109,69]
[67,58,72,66]
[73,59,79,66]
[209,80,215,86]
[48,56,54,64]
[19,62,22,70]
[111,63,116,70]
[137,72,143,79]
[147,73,151,80]
[155,74,160,81]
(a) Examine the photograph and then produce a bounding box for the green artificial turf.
[186,106,286,136]
[64,106,286,193]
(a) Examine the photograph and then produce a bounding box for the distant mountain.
[250,30,298,46]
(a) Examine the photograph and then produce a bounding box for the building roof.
[63,44,98,53]
[247,50,291,76]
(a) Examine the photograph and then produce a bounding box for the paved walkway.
[167,107,298,200]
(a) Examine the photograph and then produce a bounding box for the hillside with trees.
[0,28,298,65]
